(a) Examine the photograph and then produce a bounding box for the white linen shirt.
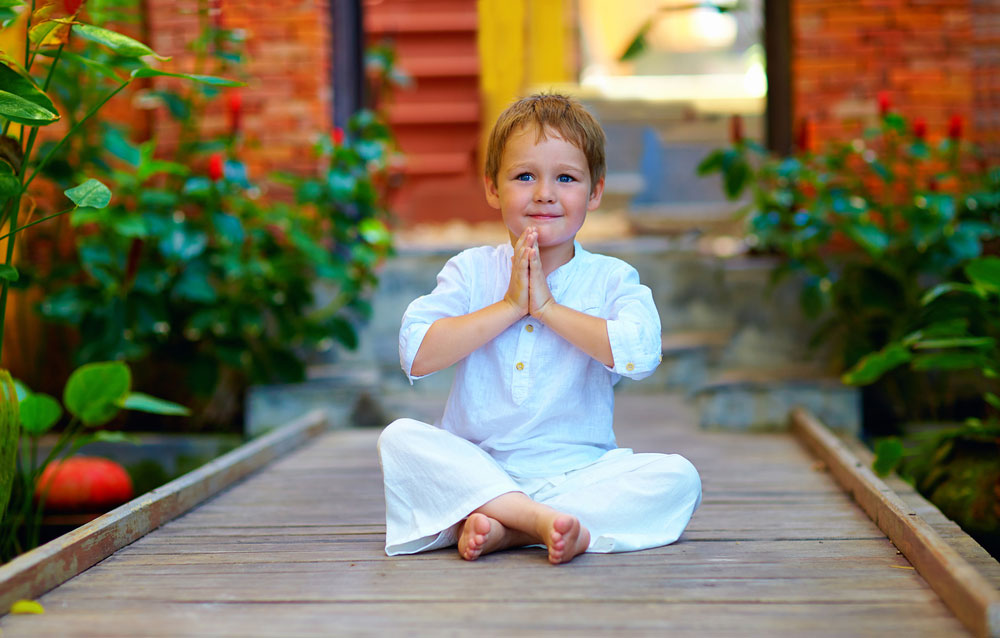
[399,241,662,478]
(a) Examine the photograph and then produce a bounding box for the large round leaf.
[19,392,62,435]
[65,178,111,208]
[64,361,131,426]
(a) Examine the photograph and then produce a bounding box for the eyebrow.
[507,162,586,173]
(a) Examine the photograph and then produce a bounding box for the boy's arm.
[528,248,614,367]
[529,248,660,377]
[410,227,534,377]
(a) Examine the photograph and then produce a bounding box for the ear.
[586,176,605,211]
[483,174,501,209]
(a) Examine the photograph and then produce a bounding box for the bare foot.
[545,514,590,565]
[457,513,496,561]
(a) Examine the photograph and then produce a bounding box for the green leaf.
[64,361,131,427]
[845,223,889,257]
[0,264,18,282]
[0,173,20,197]
[109,215,146,238]
[0,58,59,124]
[965,257,1000,294]
[872,438,904,477]
[73,23,168,59]
[130,67,244,87]
[19,393,62,435]
[912,351,984,371]
[912,337,995,350]
[70,206,106,226]
[842,343,912,385]
[985,392,1000,411]
[0,89,59,125]
[922,282,984,305]
[696,149,725,176]
[119,392,190,416]
[65,178,111,208]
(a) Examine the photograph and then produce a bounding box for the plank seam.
[790,407,1000,638]
[0,409,328,616]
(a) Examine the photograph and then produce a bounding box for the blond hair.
[484,93,606,193]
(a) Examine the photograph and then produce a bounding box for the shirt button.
[516,362,524,371]
[525,324,534,333]
[626,362,635,371]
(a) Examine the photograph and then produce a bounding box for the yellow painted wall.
[477,0,575,169]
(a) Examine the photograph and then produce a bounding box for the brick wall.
[793,0,997,155]
[143,0,332,182]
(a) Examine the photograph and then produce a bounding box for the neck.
[538,241,575,276]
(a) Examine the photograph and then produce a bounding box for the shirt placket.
[510,316,539,405]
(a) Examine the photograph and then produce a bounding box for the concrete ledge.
[791,408,1000,638]
[0,409,328,616]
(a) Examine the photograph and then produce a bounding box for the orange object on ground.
[35,457,134,511]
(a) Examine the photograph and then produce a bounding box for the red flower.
[729,114,743,145]
[877,91,891,117]
[63,0,84,14]
[208,153,225,181]
[332,127,345,146]
[226,91,242,135]
[947,114,962,140]
[912,117,927,140]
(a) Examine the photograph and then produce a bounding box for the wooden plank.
[790,407,1000,638]
[0,395,974,637]
[0,409,328,615]
[0,601,970,638]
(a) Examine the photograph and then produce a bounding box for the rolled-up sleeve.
[603,263,662,381]
[399,252,473,383]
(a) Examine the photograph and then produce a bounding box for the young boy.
[378,93,701,564]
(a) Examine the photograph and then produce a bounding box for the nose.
[533,180,555,203]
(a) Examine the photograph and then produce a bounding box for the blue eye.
[516,173,534,181]
[557,174,575,183]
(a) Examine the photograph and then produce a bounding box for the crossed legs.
[457,491,590,564]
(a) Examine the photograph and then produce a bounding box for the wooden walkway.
[0,394,971,637]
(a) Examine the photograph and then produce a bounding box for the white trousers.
[377,418,702,556]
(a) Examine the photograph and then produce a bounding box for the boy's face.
[485,124,604,252]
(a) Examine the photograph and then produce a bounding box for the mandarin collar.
[500,240,584,294]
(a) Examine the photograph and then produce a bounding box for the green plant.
[24,7,396,426]
[2,360,188,561]
[0,0,236,554]
[835,255,1000,556]
[700,106,1000,423]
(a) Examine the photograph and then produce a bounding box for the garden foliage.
[700,102,1000,554]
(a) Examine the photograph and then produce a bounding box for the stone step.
[617,329,732,394]
[691,366,860,434]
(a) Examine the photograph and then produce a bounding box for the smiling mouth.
[528,214,562,219]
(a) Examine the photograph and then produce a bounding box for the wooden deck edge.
[0,409,329,616]
[790,407,1000,638]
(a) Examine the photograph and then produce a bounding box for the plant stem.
[0,206,76,241]
[23,80,130,193]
